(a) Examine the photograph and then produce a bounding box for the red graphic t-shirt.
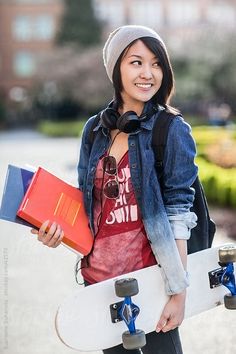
[81,151,157,284]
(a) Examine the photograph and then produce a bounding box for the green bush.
[192,125,236,147]
[197,157,236,208]
[0,100,6,127]
[37,120,85,137]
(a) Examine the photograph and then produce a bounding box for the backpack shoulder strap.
[152,110,176,178]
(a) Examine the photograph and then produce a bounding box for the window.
[12,15,55,41]
[9,87,27,103]
[13,51,36,77]
[131,0,163,27]
[207,3,236,27]
[94,0,125,26]
[168,1,200,26]
[12,16,32,41]
[15,1,58,4]
[34,15,55,40]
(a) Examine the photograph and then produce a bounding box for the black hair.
[112,36,179,114]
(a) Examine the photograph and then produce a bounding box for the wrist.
[172,290,186,299]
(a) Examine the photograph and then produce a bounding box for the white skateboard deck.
[55,244,236,351]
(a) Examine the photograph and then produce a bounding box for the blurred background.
[0,0,236,230]
[0,1,236,354]
[0,0,236,127]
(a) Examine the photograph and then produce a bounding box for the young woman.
[32,25,198,354]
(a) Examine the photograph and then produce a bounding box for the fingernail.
[156,328,161,333]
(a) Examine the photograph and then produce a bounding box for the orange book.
[17,167,93,255]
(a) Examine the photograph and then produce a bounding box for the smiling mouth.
[135,83,153,89]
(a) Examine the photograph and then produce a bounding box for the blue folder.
[0,164,35,226]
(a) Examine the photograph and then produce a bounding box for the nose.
[140,64,153,80]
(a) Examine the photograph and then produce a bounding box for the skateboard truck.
[208,245,236,309]
[110,278,146,350]
[110,299,140,327]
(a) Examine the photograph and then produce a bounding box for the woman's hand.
[31,220,64,248]
[156,290,186,333]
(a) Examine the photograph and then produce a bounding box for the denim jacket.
[77,104,198,295]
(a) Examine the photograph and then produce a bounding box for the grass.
[37,120,86,137]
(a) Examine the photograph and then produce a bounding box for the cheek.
[121,73,134,91]
[120,64,137,86]
[157,69,163,82]
[155,71,164,91]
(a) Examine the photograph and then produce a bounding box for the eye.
[153,61,161,68]
[131,60,142,66]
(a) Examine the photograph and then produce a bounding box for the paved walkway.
[0,130,235,354]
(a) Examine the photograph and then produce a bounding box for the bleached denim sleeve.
[168,212,198,240]
[161,116,198,240]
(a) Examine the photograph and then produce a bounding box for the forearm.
[156,239,187,332]
[175,239,187,271]
[156,235,188,332]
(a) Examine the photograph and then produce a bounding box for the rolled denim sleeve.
[168,212,198,240]
[162,116,198,231]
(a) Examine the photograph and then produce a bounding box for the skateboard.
[55,244,236,351]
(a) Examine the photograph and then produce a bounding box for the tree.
[56,0,102,47]
[169,30,236,115]
[32,46,112,116]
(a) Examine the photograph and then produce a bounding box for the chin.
[136,94,154,103]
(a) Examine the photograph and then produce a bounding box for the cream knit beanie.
[103,25,165,82]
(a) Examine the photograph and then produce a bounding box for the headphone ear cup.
[101,108,119,130]
[117,111,140,133]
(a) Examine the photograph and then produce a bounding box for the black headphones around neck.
[100,102,158,134]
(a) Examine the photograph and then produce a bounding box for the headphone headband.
[100,101,158,133]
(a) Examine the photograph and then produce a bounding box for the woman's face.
[120,39,163,112]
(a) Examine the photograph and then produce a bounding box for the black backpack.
[88,110,216,254]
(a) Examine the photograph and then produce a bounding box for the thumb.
[30,228,38,235]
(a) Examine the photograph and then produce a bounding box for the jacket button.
[131,164,136,168]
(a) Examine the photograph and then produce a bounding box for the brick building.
[94,0,236,32]
[0,0,63,104]
[0,0,235,106]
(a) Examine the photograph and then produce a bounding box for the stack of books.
[0,165,93,255]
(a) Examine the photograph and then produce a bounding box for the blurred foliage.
[33,46,111,116]
[37,120,85,137]
[193,126,236,208]
[192,126,236,148]
[206,140,236,168]
[35,97,82,122]
[197,156,236,209]
[192,126,236,167]
[0,99,6,126]
[56,0,102,48]
[171,30,236,114]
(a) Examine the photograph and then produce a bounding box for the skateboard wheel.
[219,245,236,263]
[122,329,146,350]
[115,278,139,297]
[224,294,236,310]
